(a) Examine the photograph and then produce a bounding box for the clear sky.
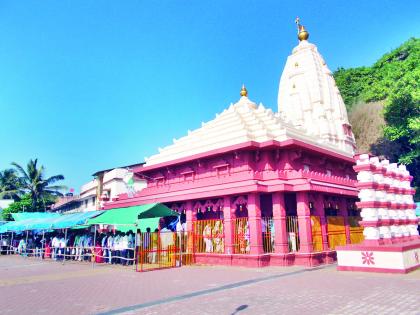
[0,0,419,192]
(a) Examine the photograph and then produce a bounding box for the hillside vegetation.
[334,38,419,109]
[333,38,419,200]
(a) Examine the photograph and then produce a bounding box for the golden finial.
[295,17,309,41]
[240,84,248,97]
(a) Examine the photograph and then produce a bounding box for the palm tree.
[0,168,23,200]
[12,159,66,210]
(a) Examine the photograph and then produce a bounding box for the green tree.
[0,168,23,200]
[334,37,419,110]
[381,92,420,198]
[11,159,66,210]
[1,194,33,221]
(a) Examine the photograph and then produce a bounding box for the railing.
[261,217,274,253]
[286,216,300,252]
[327,216,346,250]
[348,216,364,244]
[137,232,179,272]
[193,220,225,254]
[311,216,323,252]
[233,217,250,254]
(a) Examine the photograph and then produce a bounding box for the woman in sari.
[94,241,103,263]
[44,238,51,259]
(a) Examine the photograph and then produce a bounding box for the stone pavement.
[0,255,419,315]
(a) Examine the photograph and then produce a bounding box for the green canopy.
[115,218,160,232]
[87,203,178,228]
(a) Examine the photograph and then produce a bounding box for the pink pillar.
[272,192,288,253]
[315,196,329,250]
[296,192,313,253]
[185,200,194,232]
[339,198,351,244]
[223,196,234,255]
[248,193,263,255]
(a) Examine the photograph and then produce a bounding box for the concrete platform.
[336,240,420,273]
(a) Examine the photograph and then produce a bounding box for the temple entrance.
[261,194,274,253]
[193,219,224,254]
[311,216,323,252]
[285,193,300,252]
[136,231,193,272]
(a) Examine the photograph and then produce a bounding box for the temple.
[104,20,364,267]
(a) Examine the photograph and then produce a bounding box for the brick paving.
[0,255,419,315]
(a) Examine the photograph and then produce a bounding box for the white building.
[52,166,147,213]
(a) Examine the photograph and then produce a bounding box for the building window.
[303,164,310,172]
[326,169,332,176]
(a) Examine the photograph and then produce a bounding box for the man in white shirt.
[58,236,66,261]
[51,235,59,260]
[112,233,121,264]
[107,233,114,264]
[120,233,129,265]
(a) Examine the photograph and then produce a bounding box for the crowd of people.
[0,217,187,267]
[0,229,154,265]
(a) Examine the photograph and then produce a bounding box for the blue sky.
[0,0,419,192]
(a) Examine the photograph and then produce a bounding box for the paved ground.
[0,255,419,315]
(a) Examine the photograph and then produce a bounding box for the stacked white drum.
[354,154,419,244]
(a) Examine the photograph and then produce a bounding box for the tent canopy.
[0,211,103,233]
[87,203,178,227]
[115,218,160,232]
[12,212,60,221]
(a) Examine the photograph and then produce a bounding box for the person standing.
[51,234,59,260]
[107,232,114,264]
[127,231,135,265]
[113,232,121,264]
[120,232,128,265]
[34,235,42,258]
[101,233,108,263]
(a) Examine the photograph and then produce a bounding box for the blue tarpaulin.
[50,211,104,229]
[0,211,103,233]
[11,212,60,221]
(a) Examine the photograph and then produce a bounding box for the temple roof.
[144,22,356,167]
[144,88,354,167]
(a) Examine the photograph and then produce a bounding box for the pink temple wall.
[105,142,360,267]
[111,144,357,205]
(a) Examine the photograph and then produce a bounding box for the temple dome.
[277,36,356,155]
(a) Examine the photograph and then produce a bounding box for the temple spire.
[240,84,248,97]
[295,17,309,41]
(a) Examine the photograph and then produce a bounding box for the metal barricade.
[136,232,180,272]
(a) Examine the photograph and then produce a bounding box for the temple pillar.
[185,200,194,232]
[339,198,351,244]
[315,195,329,250]
[272,192,288,253]
[248,193,263,255]
[296,192,313,252]
[223,196,234,255]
